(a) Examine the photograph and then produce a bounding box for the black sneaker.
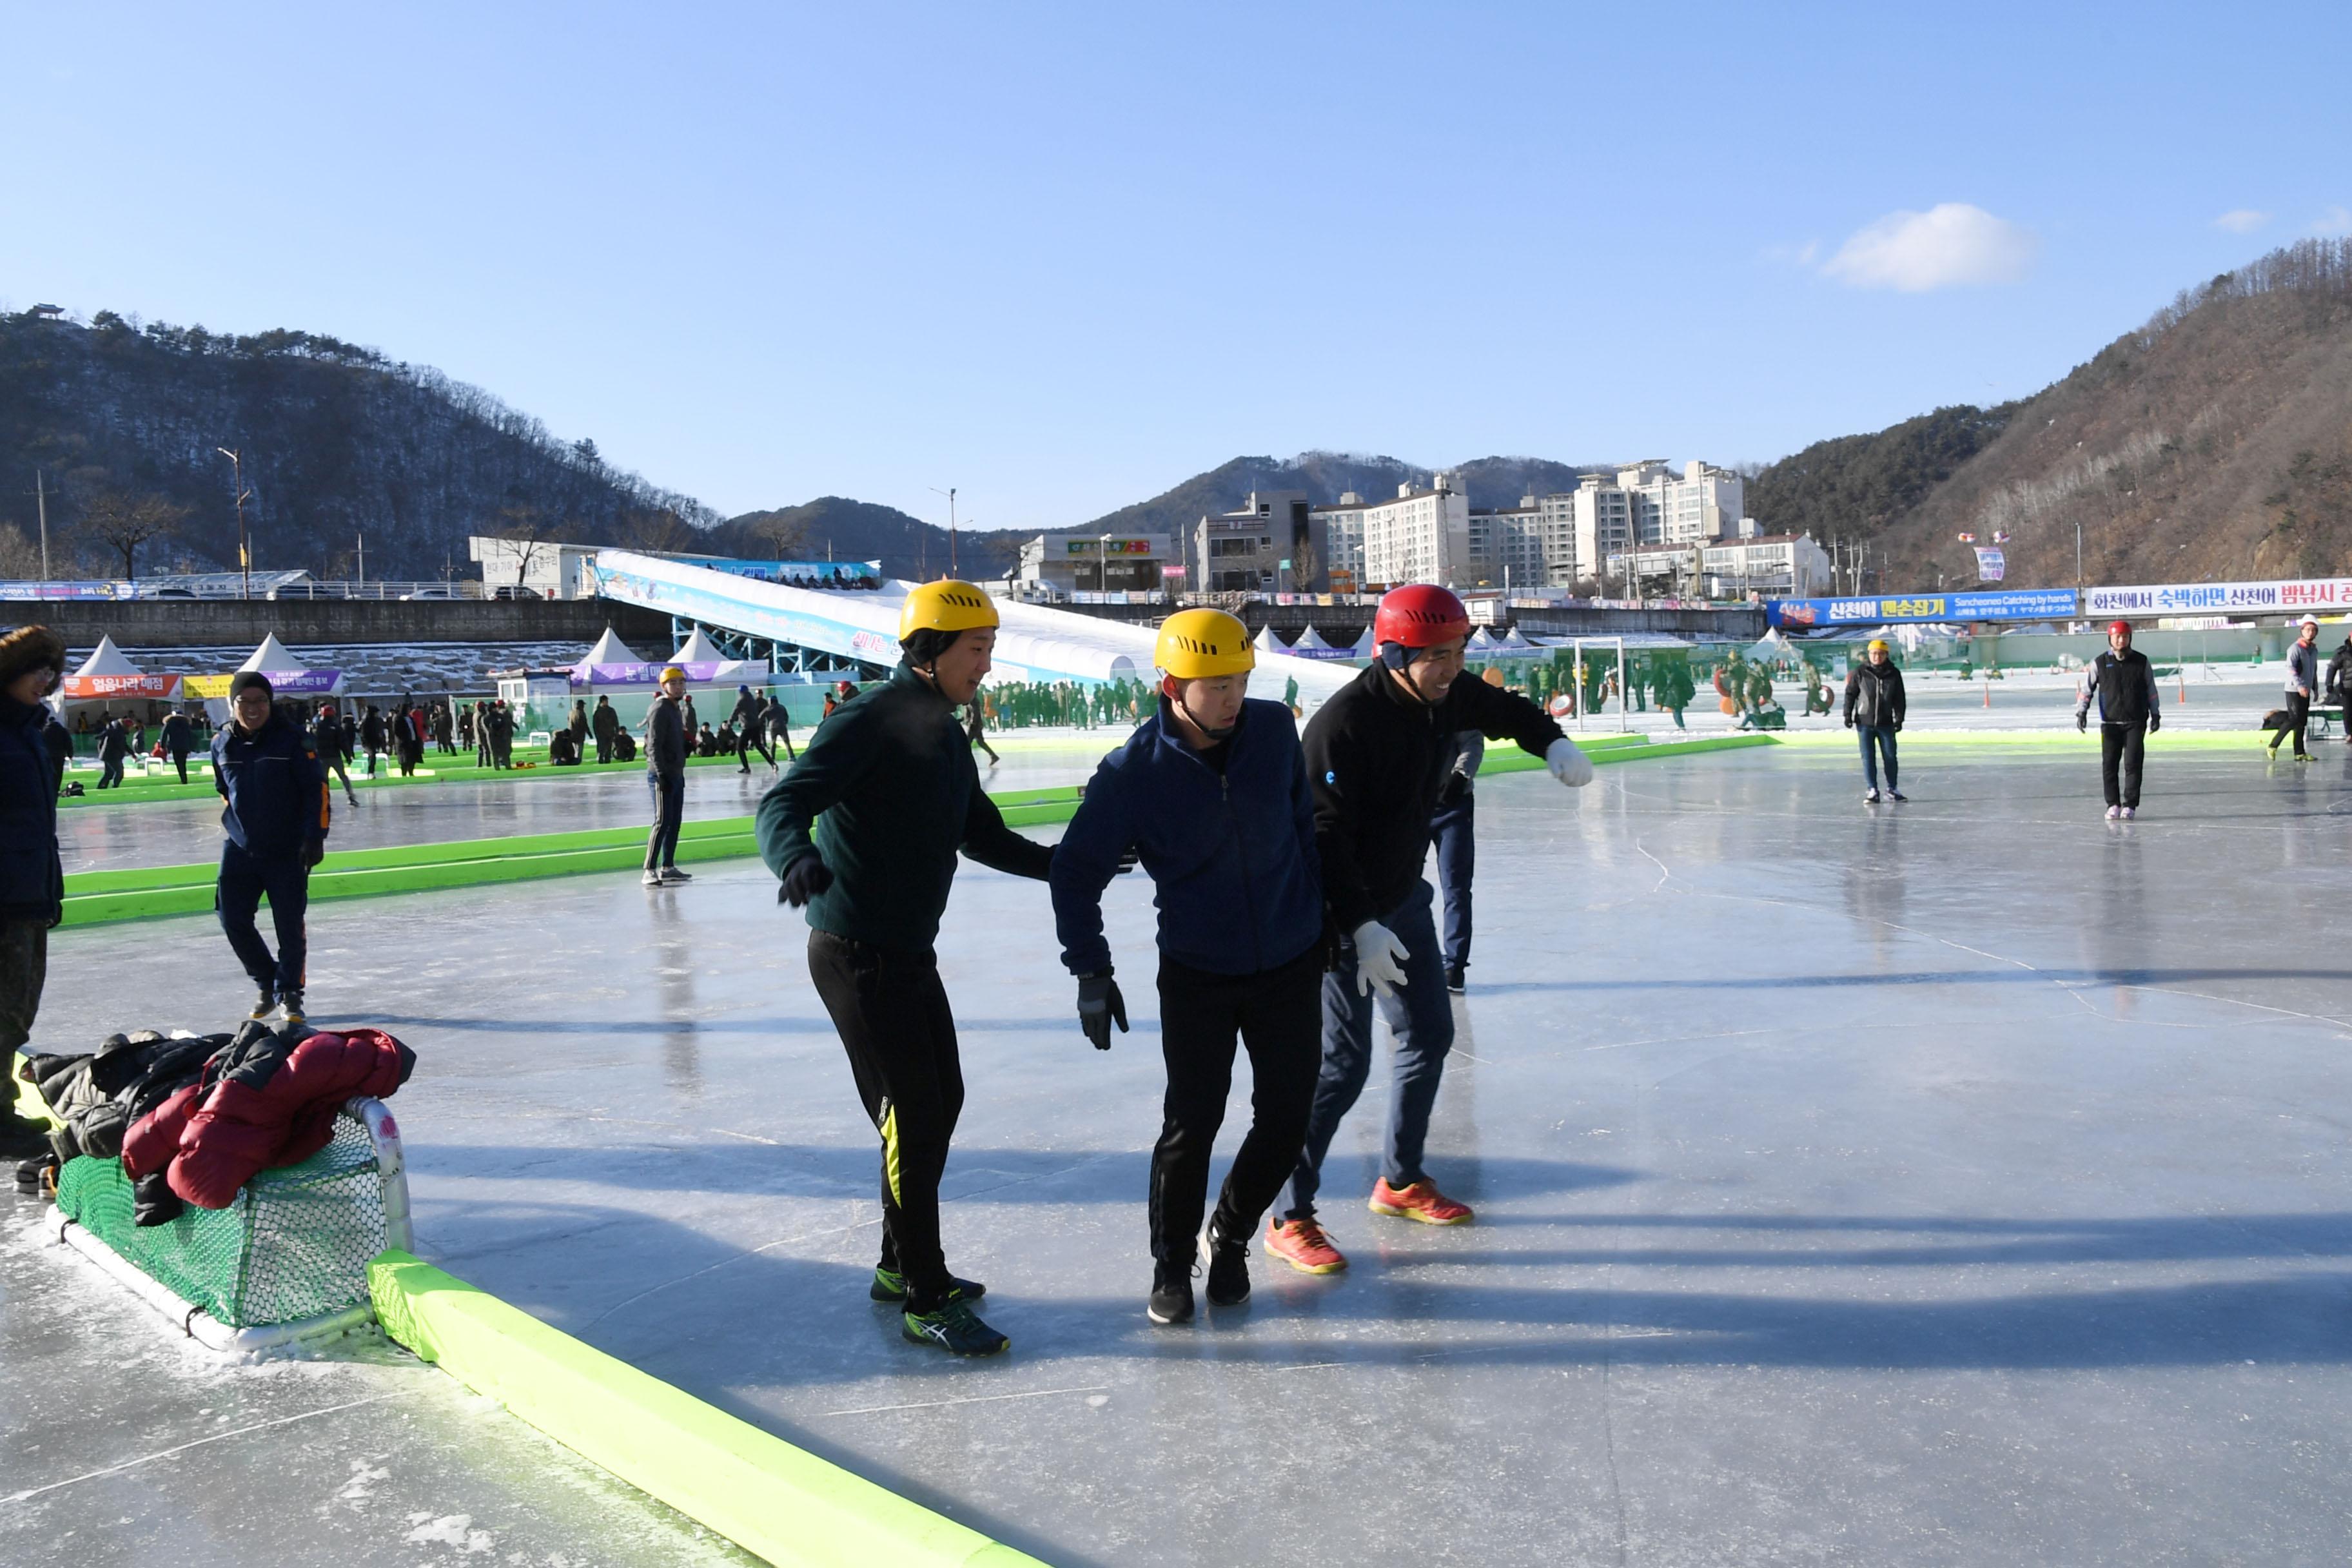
[17,1152,57,1192]
[901,1297,1010,1356]
[1147,1260,1195,1326]
[279,989,308,1027]
[1200,1219,1251,1308]
[1887,790,1908,802]
[1445,964,1465,994]
[248,986,277,1022]
[869,1266,986,1303]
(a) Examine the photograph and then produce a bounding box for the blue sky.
[5,1,2346,529]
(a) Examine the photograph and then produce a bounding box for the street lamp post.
[216,447,251,598]
[930,486,958,578]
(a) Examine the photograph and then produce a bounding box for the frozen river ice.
[9,738,2352,1565]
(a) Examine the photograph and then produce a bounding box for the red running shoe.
[1369,1177,1473,1225]
[1264,1217,1348,1274]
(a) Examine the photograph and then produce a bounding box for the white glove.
[1546,737,1595,788]
[1351,919,1410,998]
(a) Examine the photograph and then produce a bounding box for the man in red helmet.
[1265,583,1595,1275]
[2075,619,2161,819]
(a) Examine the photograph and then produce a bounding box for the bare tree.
[752,509,810,561]
[488,503,564,586]
[78,491,186,580]
[0,522,42,578]
[618,505,703,554]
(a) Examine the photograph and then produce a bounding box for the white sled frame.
[48,1095,411,1357]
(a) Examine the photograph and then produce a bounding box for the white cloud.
[1761,239,1820,267]
[2313,206,2352,237]
[2213,208,2269,233]
[1821,203,2040,292]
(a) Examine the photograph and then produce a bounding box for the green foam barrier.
[367,1251,1047,1568]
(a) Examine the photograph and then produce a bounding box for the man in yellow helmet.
[1050,608,1326,1326]
[755,580,1054,1357]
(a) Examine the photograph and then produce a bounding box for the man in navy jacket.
[0,625,67,1162]
[211,672,330,1026]
[1052,609,1325,1326]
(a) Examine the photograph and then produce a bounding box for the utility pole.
[2074,519,2083,596]
[357,530,365,591]
[216,447,251,598]
[930,486,958,578]
[32,469,51,581]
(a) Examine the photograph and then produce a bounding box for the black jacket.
[647,694,687,778]
[1304,663,1564,936]
[756,662,1052,952]
[161,712,193,758]
[0,695,64,923]
[2078,649,2158,726]
[1843,660,1906,728]
[2327,642,2352,703]
[97,721,129,762]
[211,712,329,858]
[591,702,620,741]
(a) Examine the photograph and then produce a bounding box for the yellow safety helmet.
[897,580,1000,640]
[658,665,687,683]
[1866,639,1890,654]
[1155,609,1255,680]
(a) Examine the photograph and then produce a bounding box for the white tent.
[1498,626,1535,650]
[1253,625,1291,653]
[1289,625,1333,651]
[1350,625,1378,658]
[1465,627,1498,651]
[73,636,143,678]
[672,627,732,663]
[238,633,306,673]
[1745,629,1796,663]
[579,626,645,666]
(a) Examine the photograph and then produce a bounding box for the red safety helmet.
[1373,584,1471,649]
[2107,620,2132,638]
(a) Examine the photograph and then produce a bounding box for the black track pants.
[2101,721,2146,808]
[1151,945,1323,1265]
[806,930,964,1310]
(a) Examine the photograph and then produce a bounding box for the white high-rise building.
[1465,497,1547,587]
[1312,474,1470,591]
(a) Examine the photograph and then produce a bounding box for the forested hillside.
[0,309,712,580]
[1752,238,2352,592]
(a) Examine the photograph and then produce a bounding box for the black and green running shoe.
[901,1298,1010,1357]
[870,1266,986,1303]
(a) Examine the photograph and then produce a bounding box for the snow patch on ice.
[403,1511,496,1552]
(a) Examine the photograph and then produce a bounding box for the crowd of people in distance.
[765,571,880,592]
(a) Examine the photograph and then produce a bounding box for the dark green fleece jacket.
[754,662,1052,952]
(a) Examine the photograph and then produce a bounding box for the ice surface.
[12,741,2352,1565]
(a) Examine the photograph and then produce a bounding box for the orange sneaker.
[1264,1217,1348,1274]
[1369,1177,1473,1225]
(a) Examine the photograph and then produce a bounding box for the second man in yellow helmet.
[1049,607,1328,1325]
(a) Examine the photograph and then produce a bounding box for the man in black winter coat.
[161,708,196,785]
[0,625,68,1161]
[96,716,130,789]
[211,672,331,1025]
[729,683,773,772]
[1266,585,1596,1277]
[644,668,691,885]
[591,694,620,763]
[1842,638,1907,804]
[2075,619,2161,819]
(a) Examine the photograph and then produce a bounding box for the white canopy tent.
[578,627,645,666]
[1289,625,1333,651]
[1350,625,1378,658]
[74,636,144,678]
[239,633,307,673]
[671,627,734,664]
[1253,625,1291,654]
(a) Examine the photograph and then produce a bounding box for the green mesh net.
[55,1116,389,1328]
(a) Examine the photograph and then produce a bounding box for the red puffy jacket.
[122,1025,415,1209]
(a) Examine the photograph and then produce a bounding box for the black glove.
[2146,710,2160,734]
[2076,712,2088,733]
[302,841,326,869]
[1077,971,1127,1050]
[777,852,834,908]
[1843,715,1854,728]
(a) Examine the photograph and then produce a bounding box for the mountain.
[1077,451,1604,542]
[0,308,714,581]
[710,497,1031,583]
[1751,237,2352,593]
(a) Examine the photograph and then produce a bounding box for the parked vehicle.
[400,585,463,601]
[491,584,542,601]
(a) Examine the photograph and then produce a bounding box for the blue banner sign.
[1767,589,2077,630]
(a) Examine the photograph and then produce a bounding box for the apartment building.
[1310,475,1470,591]
[1195,491,1322,593]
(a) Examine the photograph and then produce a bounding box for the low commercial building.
[1196,493,1320,594]
[1013,532,1173,596]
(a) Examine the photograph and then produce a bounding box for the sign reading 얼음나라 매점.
[2083,578,2352,616]
[1765,589,2077,630]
